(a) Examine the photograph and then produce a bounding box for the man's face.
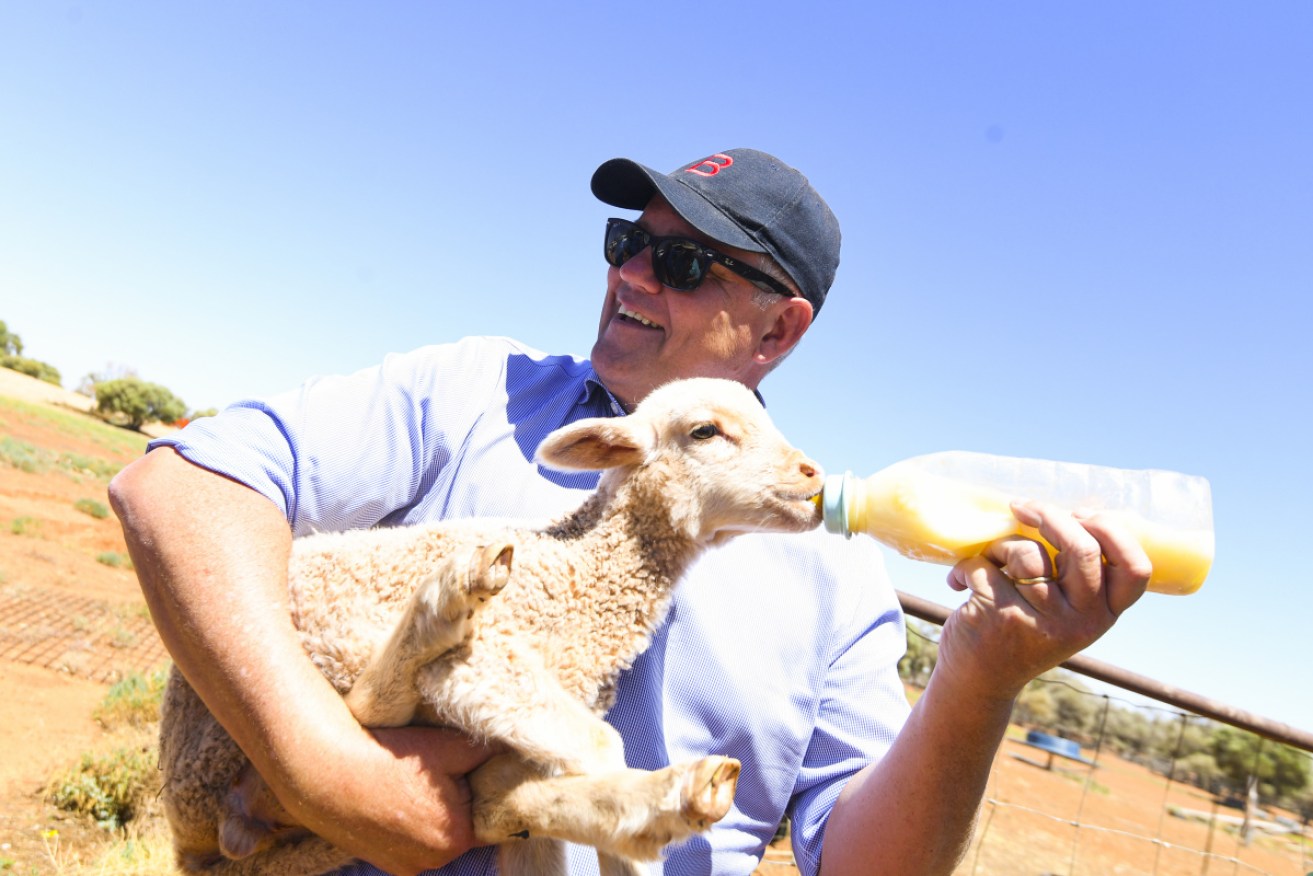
[590,197,792,411]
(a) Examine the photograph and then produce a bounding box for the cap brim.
[590,158,764,254]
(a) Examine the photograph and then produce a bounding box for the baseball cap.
[590,148,840,315]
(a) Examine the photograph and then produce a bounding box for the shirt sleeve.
[148,339,508,536]
[787,544,912,876]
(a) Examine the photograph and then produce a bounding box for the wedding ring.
[1012,575,1056,586]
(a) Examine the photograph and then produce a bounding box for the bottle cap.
[822,473,852,537]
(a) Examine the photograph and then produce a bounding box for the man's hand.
[936,500,1152,704]
[277,725,496,875]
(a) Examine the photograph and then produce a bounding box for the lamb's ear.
[536,417,654,471]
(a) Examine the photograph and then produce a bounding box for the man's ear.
[756,297,814,365]
[536,418,655,471]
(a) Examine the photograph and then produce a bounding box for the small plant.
[75,498,110,519]
[110,625,138,648]
[96,551,133,569]
[59,451,121,481]
[48,745,157,831]
[0,436,46,474]
[82,830,176,872]
[10,516,40,537]
[40,828,63,869]
[94,668,169,729]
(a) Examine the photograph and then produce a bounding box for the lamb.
[157,376,825,876]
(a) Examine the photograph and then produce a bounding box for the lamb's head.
[536,377,823,545]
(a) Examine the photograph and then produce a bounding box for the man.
[110,148,1148,876]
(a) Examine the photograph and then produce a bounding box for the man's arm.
[819,502,1151,875]
[110,448,492,875]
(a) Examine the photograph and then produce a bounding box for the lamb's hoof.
[680,756,740,830]
[468,542,514,601]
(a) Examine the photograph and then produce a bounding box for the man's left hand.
[934,500,1152,704]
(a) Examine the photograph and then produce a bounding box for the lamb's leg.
[471,753,741,863]
[219,542,512,862]
[345,541,513,726]
[431,641,631,777]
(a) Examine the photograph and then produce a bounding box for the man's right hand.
[279,725,496,875]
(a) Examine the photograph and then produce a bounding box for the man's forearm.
[109,449,366,822]
[820,672,1014,876]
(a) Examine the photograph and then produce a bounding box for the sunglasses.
[604,218,795,298]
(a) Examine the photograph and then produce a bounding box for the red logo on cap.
[684,153,733,177]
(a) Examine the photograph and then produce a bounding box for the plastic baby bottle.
[819,451,1214,595]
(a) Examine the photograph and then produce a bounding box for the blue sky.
[3,3,1310,734]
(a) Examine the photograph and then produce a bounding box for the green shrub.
[94,668,170,729]
[47,745,157,831]
[96,551,133,569]
[75,498,111,519]
[0,354,61,386]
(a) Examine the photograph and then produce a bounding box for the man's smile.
[616,304,660,330]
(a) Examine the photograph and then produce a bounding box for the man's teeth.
[619,306,657,328]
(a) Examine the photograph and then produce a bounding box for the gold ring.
[1012,575,1056,586]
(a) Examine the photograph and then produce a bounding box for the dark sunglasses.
[604,218,795,298]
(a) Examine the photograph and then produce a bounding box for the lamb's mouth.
[778,488,825,506]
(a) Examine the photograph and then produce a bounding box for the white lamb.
[157,376,825,876]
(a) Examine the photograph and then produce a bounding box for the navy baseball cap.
[590,148,841,315]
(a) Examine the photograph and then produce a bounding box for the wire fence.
[898,591,1313,876]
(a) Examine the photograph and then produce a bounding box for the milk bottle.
[819,451,1213,595]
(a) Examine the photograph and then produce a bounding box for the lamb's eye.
[690,423,719,440]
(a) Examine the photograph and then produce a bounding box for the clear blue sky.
[3,3,1310,734]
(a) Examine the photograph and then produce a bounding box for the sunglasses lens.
[653,241,708,291]
[605,221,643,268]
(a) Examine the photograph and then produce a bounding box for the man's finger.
[1075,511,1151,615]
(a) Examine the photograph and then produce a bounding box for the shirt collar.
[582,371,627,417]
[582,369,768,417]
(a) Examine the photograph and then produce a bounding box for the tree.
[1,320,61,385]
[1103,706,1152,760]
[1211,727,1311,801]
[0,320,22,355]
[78,362,137,397]
[1013,680,1057,729]
[898,621,938,688]
[94,377,187,431]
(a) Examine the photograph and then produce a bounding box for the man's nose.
[617,247,663,294]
